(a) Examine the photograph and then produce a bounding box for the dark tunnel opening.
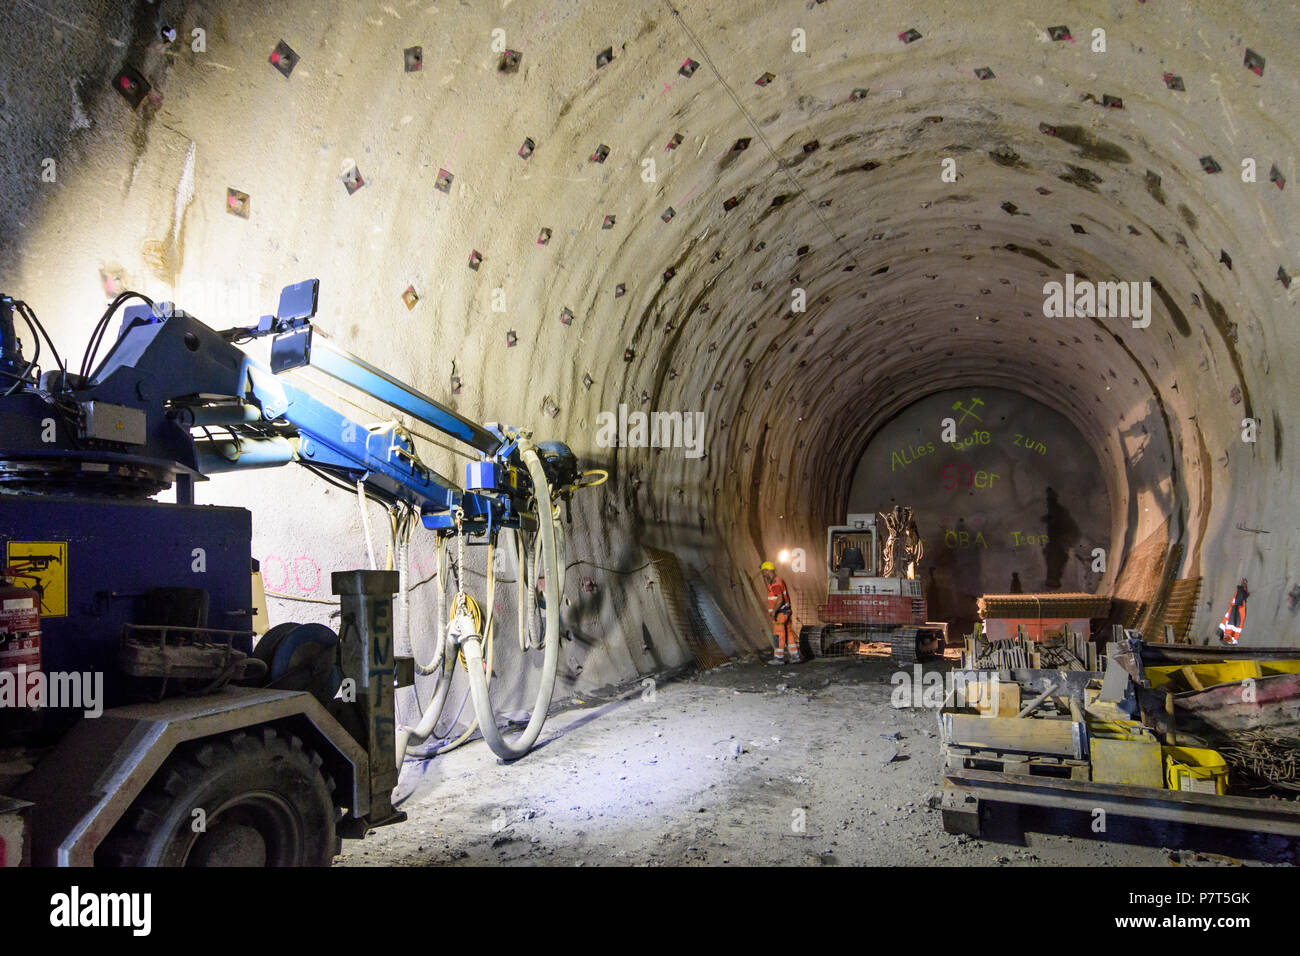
[844,386,1114,639]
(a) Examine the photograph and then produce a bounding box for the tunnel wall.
[1,0,1297,738]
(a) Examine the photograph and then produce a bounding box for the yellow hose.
[570,468,608,490]
[440,539,496,752]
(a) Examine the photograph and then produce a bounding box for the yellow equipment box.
[1088,719,1164,788]
[1164,745,1230,795]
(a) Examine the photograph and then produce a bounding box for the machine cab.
[826,514,878,592]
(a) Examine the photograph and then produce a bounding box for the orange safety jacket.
[767,577,791,620]
[1217,582,1249,644]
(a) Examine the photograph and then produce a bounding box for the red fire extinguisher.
[0,570,42,682]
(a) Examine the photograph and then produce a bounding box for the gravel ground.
[333,655,1284,867]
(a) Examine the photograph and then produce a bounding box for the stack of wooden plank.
[978,593,1113,620]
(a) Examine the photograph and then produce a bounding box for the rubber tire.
[96,727,337,867]
[253,621,341,703]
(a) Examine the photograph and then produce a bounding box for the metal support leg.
[332,569,406,832]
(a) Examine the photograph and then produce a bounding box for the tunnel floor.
[332,658,1227,868]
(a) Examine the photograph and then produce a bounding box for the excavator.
[800,511,948,663]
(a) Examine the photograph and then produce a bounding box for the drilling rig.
[0,279,600,866]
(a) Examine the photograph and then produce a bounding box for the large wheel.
[97,727,337,867]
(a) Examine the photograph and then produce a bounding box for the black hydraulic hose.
[81,291,154,380]
[2,307,39,397]
[19,301,64,378]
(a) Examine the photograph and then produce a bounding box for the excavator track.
[890,627,920,665]
[800,625,826,658]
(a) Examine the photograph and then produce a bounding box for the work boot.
[787,653,802,665]
[767,655,786,666]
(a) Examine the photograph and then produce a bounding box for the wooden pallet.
[945,746,1090,781]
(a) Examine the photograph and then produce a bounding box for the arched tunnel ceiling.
[1,0,1297,653]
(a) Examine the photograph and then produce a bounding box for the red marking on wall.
[294,556,321,593]
[441,131,465,171]
[261,554,323,593]
[262,554,290,591]
[523,11,548,44]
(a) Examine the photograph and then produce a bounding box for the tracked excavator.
[800,511,948,663]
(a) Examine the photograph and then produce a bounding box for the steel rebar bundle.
[1218,730,1300,792]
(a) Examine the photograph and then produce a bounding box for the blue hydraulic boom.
[0,279,599,866]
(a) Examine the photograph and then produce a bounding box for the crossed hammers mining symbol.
[952,396,984,425]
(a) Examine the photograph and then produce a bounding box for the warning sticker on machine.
[4,541,68,617]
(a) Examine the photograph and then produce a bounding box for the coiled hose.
[396,533,504,764]
[461,439,561,760]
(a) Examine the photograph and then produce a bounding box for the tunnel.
[1,0,1297,871]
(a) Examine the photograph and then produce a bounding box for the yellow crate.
[1164,746,1229,795]
[1088,719,1163,788]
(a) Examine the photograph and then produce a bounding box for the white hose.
[530,527,543,647]
[357,479,377,570]
[430,545,498,754]
[554,511,567,597]
[462,441,561,760]
[522,515,566,644]
[398,511,411,656]
[395,534,454,765]
[516,528,528,652]
[406,535,448,678]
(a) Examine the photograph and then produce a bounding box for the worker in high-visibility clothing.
[1216,578,1249,645]
[760,560,800,665]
